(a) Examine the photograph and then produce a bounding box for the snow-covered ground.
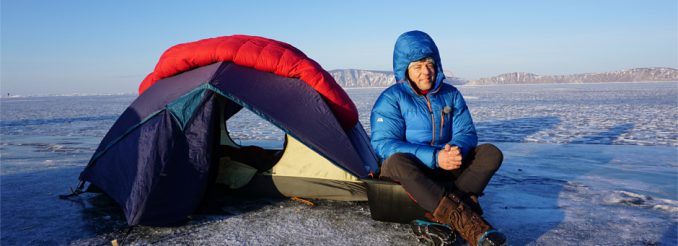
[1,82,677,245]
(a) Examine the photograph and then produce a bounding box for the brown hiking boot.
[432,194,505,246]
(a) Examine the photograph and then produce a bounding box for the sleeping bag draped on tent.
[77,35,379,226]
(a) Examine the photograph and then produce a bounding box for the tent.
[76,35,379,226]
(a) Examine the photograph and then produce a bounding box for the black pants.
[379,144,503,212]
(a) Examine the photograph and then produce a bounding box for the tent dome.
[138,35,358,129]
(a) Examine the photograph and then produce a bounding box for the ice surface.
[1,82,677,245]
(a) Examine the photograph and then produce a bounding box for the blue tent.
[78,60,378,226]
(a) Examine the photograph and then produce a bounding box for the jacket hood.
[393,30,445,93]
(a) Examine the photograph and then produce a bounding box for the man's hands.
[437,144,462,170]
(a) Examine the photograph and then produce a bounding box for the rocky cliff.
[329,69,464,87]
[467,67,678,85]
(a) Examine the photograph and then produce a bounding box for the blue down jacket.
[370,30,477,169]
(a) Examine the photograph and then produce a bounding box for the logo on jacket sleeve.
[443,106,452,114]
[376,117,384,123]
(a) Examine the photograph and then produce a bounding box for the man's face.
[407,60,436,91]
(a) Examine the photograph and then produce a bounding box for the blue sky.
[2,0,676,95]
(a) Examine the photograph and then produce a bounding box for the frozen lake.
[1,82,677,245]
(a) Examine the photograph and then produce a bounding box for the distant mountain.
[329,69,394,87]
[329,69,464,88]
[467,67,678,85]
[329,67,678,88]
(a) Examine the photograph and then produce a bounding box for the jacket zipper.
[424,96,435,146]
[440,110,444,138]
[407,80,441,147]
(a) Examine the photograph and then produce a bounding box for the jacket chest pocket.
[439,105,453,137]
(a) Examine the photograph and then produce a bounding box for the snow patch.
[603,191,678,213]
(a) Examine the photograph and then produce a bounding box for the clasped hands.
[437,144,462,170]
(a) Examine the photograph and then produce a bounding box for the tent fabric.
[210,63,369,176]
[81,90,220,226]
[79,61,378,226]
[272,135,360,182]
[216,135,368,201]
[268,176,367,201]
[90,63,224,160]
[222,175,368,202]
[138,35,358,129]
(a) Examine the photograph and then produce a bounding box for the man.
[370,30,506,246]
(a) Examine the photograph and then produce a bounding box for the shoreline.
[461,80,678,87]
[3,81,677,98]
